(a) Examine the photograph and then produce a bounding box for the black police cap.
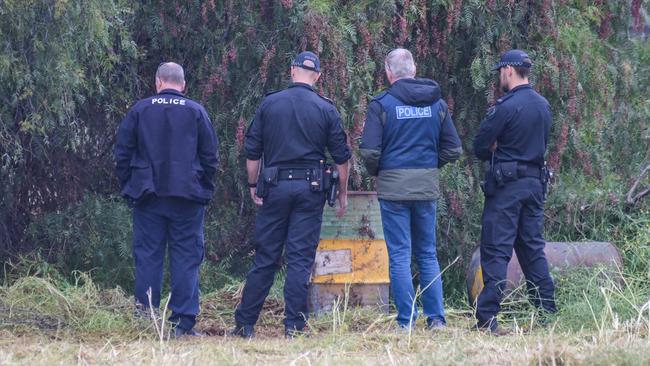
[491,49,533,71]
[292,51,321,72]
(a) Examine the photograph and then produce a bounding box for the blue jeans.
[379,199,445,327]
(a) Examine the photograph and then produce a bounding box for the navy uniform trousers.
[476,177,557,329]
[235,179,325,331]
[133,196,205,331]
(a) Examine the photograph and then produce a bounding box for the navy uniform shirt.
[245,83,351,167]
[473,84,552,166]
[114,89,219,203]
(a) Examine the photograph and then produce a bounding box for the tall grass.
[0,261,648,365]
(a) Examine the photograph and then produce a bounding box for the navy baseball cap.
[491,49,533,71]
[292,51,321,72]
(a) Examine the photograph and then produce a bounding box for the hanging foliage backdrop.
[1,0,648,298]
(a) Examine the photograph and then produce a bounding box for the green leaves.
[0,0,648,299]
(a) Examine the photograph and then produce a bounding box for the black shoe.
[230,324,255,339]
[173,326,204,338]
[285,327,307,339]
[470,323,511,337]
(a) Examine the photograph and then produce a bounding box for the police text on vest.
[396,106,432,119]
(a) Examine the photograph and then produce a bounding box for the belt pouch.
[262,167,279,186]
[500,162,518,183]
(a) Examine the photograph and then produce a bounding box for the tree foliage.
[1,0,648,293]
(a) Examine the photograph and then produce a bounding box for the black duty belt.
[516,164,542,179]
[278,168,312,181]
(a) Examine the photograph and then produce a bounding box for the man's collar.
[509,84,531,93]
[158,88,184,96]
[288,82,315,91]
[391,77,415,85]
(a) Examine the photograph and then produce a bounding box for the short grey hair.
[385,48,416,78]
[156,62,185,85]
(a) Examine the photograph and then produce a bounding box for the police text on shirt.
[152,98,186,105]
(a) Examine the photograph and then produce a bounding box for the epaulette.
[371,91,388,102]
[317,93,335,105]
[495,93,515,105]
[485,106,497,119]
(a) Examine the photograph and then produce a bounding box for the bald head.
[385,48,416,84]
[155,62,185,92]
[290,65,321,85]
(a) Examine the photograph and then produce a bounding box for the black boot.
[173,326,204,338]
[285,326,307,339]
[230,324,255,339]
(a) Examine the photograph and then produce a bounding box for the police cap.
[491,49,533,71]
[292,51,321,72]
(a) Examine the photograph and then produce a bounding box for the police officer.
[360,48,462,330]
[473,50,557,335]
[232,51,351,338]
[114,62,219,337]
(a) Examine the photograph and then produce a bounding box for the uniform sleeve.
[544,102,552,149]
[244,103,264,160]
[359,100,383,176]
[438,101,462,167]
[326,107,351,164]
[473,104,509,161]
[197,108,219,186]
[114,109,137,188]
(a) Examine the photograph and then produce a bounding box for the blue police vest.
[377,93,442,170]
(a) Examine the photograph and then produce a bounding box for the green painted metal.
[310,191,389,314]
[320,191,384,240]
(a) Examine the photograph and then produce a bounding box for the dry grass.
[0,270,648,365]
[0,319,648,365]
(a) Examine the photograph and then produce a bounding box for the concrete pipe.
[466,241,623,306]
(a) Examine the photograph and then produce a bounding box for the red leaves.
[280,0,293,10]
[446,0,462,37]
[447,95,455,116]
[302,12,323,51]
[631,0,643,34]
[259,44,276,86]
[598,11,613,39]
[392,0,410,45]
[351,97,368,147]
[576,150,593,177]
[200,0,216,24]
[236,116,246,152]
[448,191,463,218]
[548,121,569,172]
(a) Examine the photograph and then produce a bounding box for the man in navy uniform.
[360,48,462,331]
[114,62,219,337]
[232,51,351,338]
[473,49,557,335]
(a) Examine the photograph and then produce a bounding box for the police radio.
[310,160,324,192]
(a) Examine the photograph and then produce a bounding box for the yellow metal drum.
[312,239,388,284]
[309,191,390,314]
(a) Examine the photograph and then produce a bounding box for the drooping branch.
[626,164,650,205]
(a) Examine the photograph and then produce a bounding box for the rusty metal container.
[309,191,390,314]
[466,241,623,306]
